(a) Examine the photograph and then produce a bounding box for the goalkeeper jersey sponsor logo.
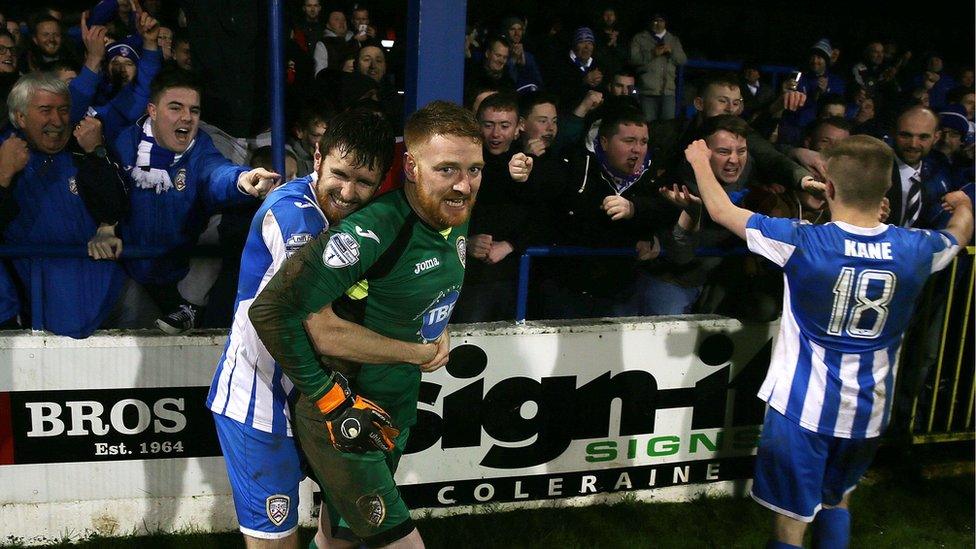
[324,232,361,268]
[418,290,459,342]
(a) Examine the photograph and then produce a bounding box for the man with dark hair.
[209,108,395,548]
[541,105,672,318]
[649,73,823,197]
[453,92,536,321]
[465,35,516,95]
[740,62,775,120]
[251,100,483,548]
[349,4,379,48]
[292,0,324,54]
[500,16,543,92]
[288,98,335,177]
[111,68,280,331]
[804,116,852,153]
[518,91,559,157]
[170,30,191,71]
[651,115,776,317]
[23,14,76,71]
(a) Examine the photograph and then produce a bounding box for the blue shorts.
[213,413,304,539]
[750,407,880,522]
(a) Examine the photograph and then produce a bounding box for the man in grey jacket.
[630,13,687,122]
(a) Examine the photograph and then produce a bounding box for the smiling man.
[209,108,398,548]
[251,101,483,548]
[112,67,279,328]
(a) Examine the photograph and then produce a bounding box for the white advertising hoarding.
[0,317,774,544]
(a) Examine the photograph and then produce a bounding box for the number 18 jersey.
[745,214,960,439]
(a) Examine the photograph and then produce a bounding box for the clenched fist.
[508,152,534,182]
[74,116,104,153]
[0,137,29,187]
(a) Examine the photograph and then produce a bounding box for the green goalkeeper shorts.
[293,393,415,546]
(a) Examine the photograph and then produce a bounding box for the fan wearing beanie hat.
[106,41,141,93]
[541,26,606,114]
[782,37,848,134]
[934,104,975,168]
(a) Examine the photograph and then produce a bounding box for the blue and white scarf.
[129,118,195,194]
[593,137,651,195]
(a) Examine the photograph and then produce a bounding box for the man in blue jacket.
[0,72,129,337]
[112,67,278,329]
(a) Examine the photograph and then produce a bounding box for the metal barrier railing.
[514,245,752,324]
[0,244,220,331]
[908,246,975,444]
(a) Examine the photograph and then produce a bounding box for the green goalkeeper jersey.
[250,188,468,429]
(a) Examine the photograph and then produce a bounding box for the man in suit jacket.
[886,106,954,228]
[740,63,775,122]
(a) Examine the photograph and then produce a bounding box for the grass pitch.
[12,446,975,548]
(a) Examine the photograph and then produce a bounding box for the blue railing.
[0,245,221,331]
[675,59,799,118]
[514,245,753,324]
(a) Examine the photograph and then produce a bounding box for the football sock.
[813,507,851,549]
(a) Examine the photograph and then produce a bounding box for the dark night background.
[5,0,973,69]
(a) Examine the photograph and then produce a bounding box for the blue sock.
[813,507,851,549]
[766,541,803,549]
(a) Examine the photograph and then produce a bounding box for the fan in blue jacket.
[111,68,277,290]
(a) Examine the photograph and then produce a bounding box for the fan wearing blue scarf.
[112,67,278,316]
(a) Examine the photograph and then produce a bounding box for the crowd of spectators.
[0,1,972,337]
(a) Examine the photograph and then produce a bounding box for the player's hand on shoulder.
[316,373,400,453]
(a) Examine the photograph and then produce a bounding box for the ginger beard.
[405,134,483,230]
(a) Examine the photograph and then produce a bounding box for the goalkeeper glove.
[315,372,400,453]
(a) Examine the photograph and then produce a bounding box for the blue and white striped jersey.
[207,176,327,435]
[746,214,960,439]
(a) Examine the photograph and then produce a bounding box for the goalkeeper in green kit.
[250,101,484,548]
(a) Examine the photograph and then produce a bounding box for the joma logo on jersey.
[414,257,441,274]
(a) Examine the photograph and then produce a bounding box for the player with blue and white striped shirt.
[206,109,405,545]
[683,135,972,549]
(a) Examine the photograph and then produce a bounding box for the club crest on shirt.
[323,232,360,268]
[285,232,313,257]
[456,236,466,268]
[68,176,78,195]
[174,168,187,191]
[266,495,290,526]
[356,494,386,527]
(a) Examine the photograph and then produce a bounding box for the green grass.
[12,468,973,549]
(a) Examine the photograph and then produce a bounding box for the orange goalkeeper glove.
[315,372,400,453]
